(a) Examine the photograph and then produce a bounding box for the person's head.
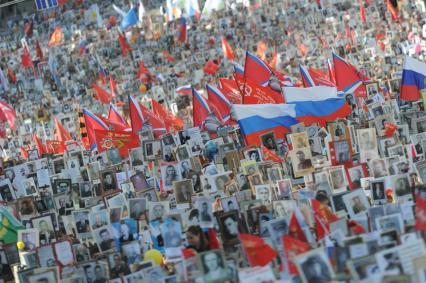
[203,252,221,272]
[39,220,49,232]
[58,182,69,191]
[352,196,361,205]
[351,169,362,180]
[202,202,209,212]
[257,187,269,201]
[105,173,113,184]
[59,198,66,207]
[166,165,176,177]
[113,254,121,266]
[373,160,385,173]
[223,214,238,236]
[100,229,110,241]
[94,265,102,279]
[239,174,246,183]
[296,150,305,161]
[227,200,235,210]
[266,137,274,147]
[249,151,258,160]
[153,204,164,218]
[182,161,190,170]
[120,223,130,237]
[188,209,199,222]
[216,177,226,189]
[332,172,344,186]
[5,169,14,180]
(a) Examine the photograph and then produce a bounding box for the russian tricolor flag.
[176,85,192,95]
[284,86,352,126]
[244,51,272,87]
[206,84,232,121]
[192,88,211,127]
[232,104,298,146]
[400,56,426,101]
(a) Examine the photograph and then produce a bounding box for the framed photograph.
[357,128,379,163]
[375,213,404,234]
[328,166,348,194]
[329,139,352,166]
[174,179,193,207]
[290,147,314,178]
[197,197,214,226]
[72,210,90,234]
[53,240,74,266]
[54,193,73,216]
[107,148,122,165]
[139,188,158,202]
[160,217,183,248]
[294,248,335,283]
[18,228,39,252]
[260,132,277,150]
[121,241,142,265]
[36,245,56,267]
[224,180,239,196]
[211,172,231,192]
[342,189,369,218]
[415,117,426,134]
[130,171,150,192]
[198,250,228,283]
[391,174,411,200]
[267,217,289,246]
[53,158,65,174]
[89,209,109,230]
[220,196,239,212]
[275,179,292,200]
[18,197,37,219]
[87,162,101,183]
[176,145,190,161]
[143,140,162,160]
[53,179,71,195]
[370,159,388,178]
[31,214,55,245]
[0,178,15,201]
[108,252,130,278]
[79,182,93,199]
[148,201,169,220]
[243,148,262,162]
[290,132,309,149]
[371,179,387,205]
[28,270,57,283]
[217,210,245,243]
[313,171,332,195]
[129,198,147,219]
[160,162,182,191]
[366,82,379,98]
[93,226,116,252]
[129,147,144,168]
[100,170,118,194]
[273,200,296,218]
[328,122,349,141]
[72,243,91,263]
[254,185,271,205]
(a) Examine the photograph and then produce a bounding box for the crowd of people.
[1,0,426,282]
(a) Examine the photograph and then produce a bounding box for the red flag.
[360,1,366,23]
[32,133,46,156]
[35,40,44,61]
[136,60,151,81]
[151,99,184,131]
[386,0,399,21]
[7,68,16,84]
[218,78,242,104]
[347,219,366,234]
[261,145,284,163]
[384,121,398,138]
[118,31,132,56]
[21,46,34,69]
[282,236,310,275]
[46,140,66,154]
[311,199,339,228]
[162,50,176,63]
[256,40,267,61]
[109,74,117,97]
[128,96,166,137]
[269,49,277,70]
[288,213,308,243]
[416,193,426,231]
[0,100,16,130]
[92,83,112,104]
[94,129,140,157]
[240,233,278,267]
[221,37,234,61]
[333,53,367,97]
[315,215,328,240]
[48,27,63,47]
[20,147,28,159]
[54,117,72,142]
[203,60,219,76]
[108,103,129,127]
[235,73,284,104]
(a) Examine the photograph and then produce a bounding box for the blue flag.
[120,8,138,31]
